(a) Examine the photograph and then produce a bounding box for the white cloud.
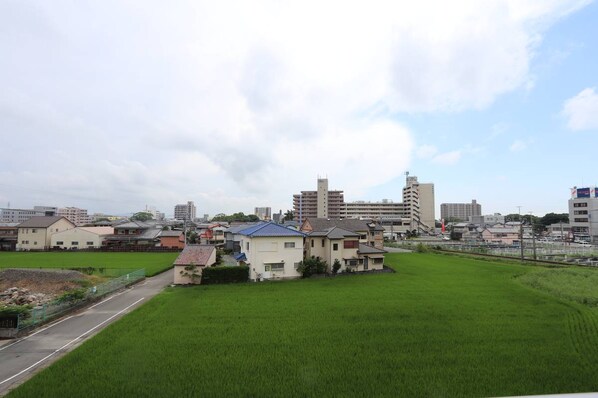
[562,88,598,131]
[0,0,590,215]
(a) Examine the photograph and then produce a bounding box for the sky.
[1,0,597,218]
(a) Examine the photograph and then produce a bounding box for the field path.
[0,268,173,396]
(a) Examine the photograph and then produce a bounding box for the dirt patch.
[0,269,89,307]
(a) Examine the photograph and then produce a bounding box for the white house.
[17,216,76,251]
[237,222,305,281]
[51,227,114,249]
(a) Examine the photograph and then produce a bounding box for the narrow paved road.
[0,269,173,396]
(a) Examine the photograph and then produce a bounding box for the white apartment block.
[174,201,197,221]
[402,175,435,232]
[343,200,406,219]
[58,207,92,226]
[293,178,344,223]
[568,187,598,243]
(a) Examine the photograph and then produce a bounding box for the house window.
[284,242,295,248]
[359,234,367,240]
[343,240,358,249]
[333,243,338,251]
[32,229,36,233]
[72,241,79,245]
[33,241,37,245]
[311,240,314,248]
[321,239,325,247]
[574,203,588,207]
[56,241,64,245]
[87,241,94,245]
[294,262,301,269]
[246,242,250,251]
[270,263,284,271]
[373,258,384,264]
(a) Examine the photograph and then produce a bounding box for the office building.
[568,187,598,243]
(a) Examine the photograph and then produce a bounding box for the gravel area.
[0,269,88,302]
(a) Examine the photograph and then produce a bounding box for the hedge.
[202,266,249,284]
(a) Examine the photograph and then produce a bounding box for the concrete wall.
[17,219,75,250]
[242,235,303,281]
[51,228,110,249]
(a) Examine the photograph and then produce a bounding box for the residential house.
[237,222,305,281]
[200,223,227,245]
[306,227,386,272]
[50,227,114,250]
[16,216,76,251]
[173,245,217,284]
[0,223,18,251]
[300,218,385,249]
[224,223,258,252]
[159,230,185,249]
[481,227,521,245]
[104,221,163,246]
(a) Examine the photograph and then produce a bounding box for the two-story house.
[237,222,305,281]
[16,216,76,251]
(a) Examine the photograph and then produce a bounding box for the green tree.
[131,212,154,222]
[332,259,342,274]
[297,257,327,278]
[283,210,294,222]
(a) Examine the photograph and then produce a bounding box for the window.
[34,241,37,245]
[72,241,79,245]
[56,241,64,245]
[87,241,94,245]
[311,240,314,248]
[32,229,36,233]
[294,262,301,269]
[574,210,588,215]
[343,240,358,249]
[284,242,295,248]
[574,203,588,207]
[574,218,588,223]
[246,242,250,251]
[322,239,325,247]
[333,243,338,251]
[359,234,367,240]
[271,263,284,271]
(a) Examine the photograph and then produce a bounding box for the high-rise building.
[293,178,344,223]
[569,187,598,243]
[58,207,92,226]
[254,207,272,220]
[440,200,482,222]
[174,201,197,221]
[402,175,435,232]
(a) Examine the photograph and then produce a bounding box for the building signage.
[577,188,591,198]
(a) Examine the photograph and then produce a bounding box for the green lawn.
[8,253,598,397]
[0,252,178,277]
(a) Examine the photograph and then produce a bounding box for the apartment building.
[343,199,406,219]
[568,187,598,243]
[402,175,435,232]
[58,207,92,226]
[254,207,272,220]
[440,200,482,222]
[174,201,197,221]
[293,178,344,223]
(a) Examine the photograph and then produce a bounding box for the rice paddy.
[0,252,178,276]
[7,253,598,397]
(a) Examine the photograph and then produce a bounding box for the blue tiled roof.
[239,222,306,237]
[233,252,247,261]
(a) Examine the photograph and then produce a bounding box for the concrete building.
[16,216,76,251]
[0,223,18,251]
[402,175,435,233]
[469,213,505,226]
[441,200,482,222]
[51,227,114,250]
[293,178,344,223]
[568,187,598,243]
[174,201,197,221]
[343,199,406,220]
[58,207,92,226]
[0,206,57,223]
[254,207,272,220]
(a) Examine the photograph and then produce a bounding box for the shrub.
[415,243,429,253]
[0,304,32,318]
[332,259,342,274]
[297,257,327,278]
[202,266,249,284]
[54,288,87,304]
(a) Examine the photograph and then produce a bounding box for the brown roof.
[174,245,216,266]
[17,216,74,228]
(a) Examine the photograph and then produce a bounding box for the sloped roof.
[17,216,73,228]
[357,243,387,254]
[226,223,259,234]
[114,221,151,229]
[309,227,360,240]
[160,230,184,238]
[303,218,384,233]
[240,222,305,237]
[79,227,114,235]
[174,245,216,266]
[484,228,519,234]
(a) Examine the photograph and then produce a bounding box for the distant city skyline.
[1,1,597,218]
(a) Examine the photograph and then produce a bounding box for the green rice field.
[8,253,598,397]
[0,252,178,277]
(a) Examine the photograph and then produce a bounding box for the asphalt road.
[0,269,173,396]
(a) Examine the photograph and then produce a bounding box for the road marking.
[0,316,75,352]
[0,297,145,387]
[89,289,127,309]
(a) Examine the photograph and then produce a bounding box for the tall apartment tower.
[293,178,344,223]
[440,200,482,222]
[402,175,435,232]
[58,207,92,226]
[174,201,196,221]
[254,207,272,220]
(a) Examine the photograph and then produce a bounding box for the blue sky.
[1,1,597,218]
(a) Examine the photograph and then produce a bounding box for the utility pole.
[517,206,524,262]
